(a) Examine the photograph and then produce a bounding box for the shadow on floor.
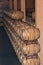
[0,26,21,65]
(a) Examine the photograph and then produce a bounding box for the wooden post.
[21,0,26,21]
[10,0,12,9]
[35,0,43,65]
[14,0,17,10]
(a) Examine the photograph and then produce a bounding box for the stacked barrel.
[4,10,40,65]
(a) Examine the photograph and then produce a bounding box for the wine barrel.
[12,22,40,41]
[22,55,40,65]
[22,43,40,56]
[4,10,24,20]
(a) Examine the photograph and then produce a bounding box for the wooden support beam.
[10,0,12,9]
[21,0,26,21]
[14,0,17,10]
[35,0,43,65]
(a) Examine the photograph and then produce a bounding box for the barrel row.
[4,19,40,65]
[4,16,40,41]
[4,10,40,65]
[4,17,40,56]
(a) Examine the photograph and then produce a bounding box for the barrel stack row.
[4,10,40,65]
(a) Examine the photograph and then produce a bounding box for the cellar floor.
[0,26,21,65]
